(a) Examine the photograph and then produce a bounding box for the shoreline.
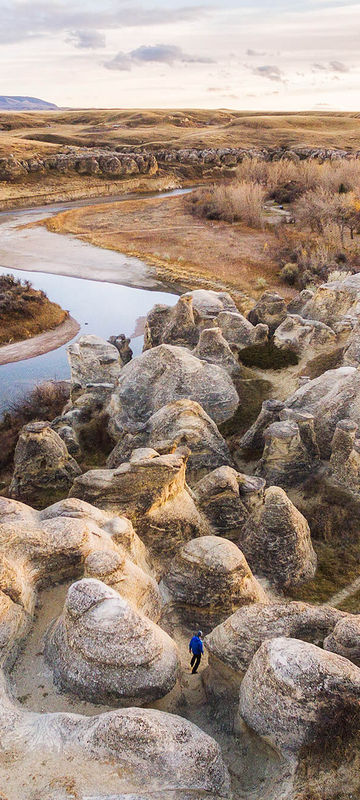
[0,314,80,366]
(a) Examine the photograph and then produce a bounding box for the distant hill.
[0,96,58,111]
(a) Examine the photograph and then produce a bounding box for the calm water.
[0,266,178,413]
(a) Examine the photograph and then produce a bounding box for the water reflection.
[0,266,178,413]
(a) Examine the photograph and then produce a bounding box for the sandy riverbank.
[0,315,80,366]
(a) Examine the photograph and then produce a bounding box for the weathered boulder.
[0,678,229,798]
[67,335,121,391]
[247,291,287,334]
[106,344,239,437]
[106,399,233,484]
[324,616,360,667]
[192,467,265,538]
[237,398,284,456]
[70,447,209,557]
[239,637,360,755]
[162,535,267,629]
[9,421,81,507]
[0,155,27,181]
[108,333,133,364]
[84,549,162,621]
[217,310,268,351]
[255,414,319,487]
[44,578,179,704]
[143,290,238,350]
[284,366,360,459]
[273,314,337,357]
[301,273,360,327]
[240,486,317,589]
[329,418,360,491]
[192,327,241,375]
[203,601,345,727]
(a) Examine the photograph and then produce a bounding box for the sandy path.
[0,315,80,366]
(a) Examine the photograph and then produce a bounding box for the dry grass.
[0,381,69,469]
[189,182,266,227]
[0,274,67,345]
[44,193,296,305]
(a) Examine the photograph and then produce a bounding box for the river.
[0,189,188,413]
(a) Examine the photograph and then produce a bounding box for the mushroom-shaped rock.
[255,416,317,487]
[106,398,233,485]
[84,549,162,621]
[203,601,345,727]
[239,637,360,755]
[9,422,81,507]
[106,344,239,436]
[240,486,317,590]
[247,291,287,334]
[192,327,241,375]
[67,335,121,391]
[70,447,209,556]
[284,366,360,459]
[324,616,360,667]
[143,290,237,351]
[193,467,265,537]
[273,314,336,357]
[162,535,267,629]
[44,578,180,705]
[217,310,268,351]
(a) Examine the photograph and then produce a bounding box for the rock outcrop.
[162,535,267,628]
[0,149,158,181]
[44,578,179,704]
[9,422,81,507]
[255,414,319,487]
[239,486,317,589]
[84,548,162,621]
[217,310,268,351]
[192,327,241,375]
[106,399,233,484]
[143,290,238,350]
[70,447,209,557]
[273,314,337,358]
[324,616,360,667]
[106,344,239,437]
[239,636,360,755]
[247,291,287,334]
[67,335,122,391]
[192,467,265,538]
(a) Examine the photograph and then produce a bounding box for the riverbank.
[0,314,79,366]
[44,192,296,310]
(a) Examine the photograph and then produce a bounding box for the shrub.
[189,181,266,227]
[280,262,299,285]
[0,381,69,469]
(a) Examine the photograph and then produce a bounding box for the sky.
[1,0,360,110]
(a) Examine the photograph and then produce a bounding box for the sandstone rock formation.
[70,447,209,557]
[84,548,162,621]
[301,272,360,327]
[162,535,267,628]
[106,344,239,437]
[44,578,179,704]
[237,398,285,456]
[239,486,317,589]
[239,636,360,755]
[108,333,133,364]
[143,290,238,350]
[217,309,268,351]
[192,466,265,538]
[284,365,360,459]
[106,398,233,484]
[247,291,287,334]
[324,616,360,666]
[67,335,122,391]
[9,421,81,507]
[192,327,241,375]
[255,414,319,487]
[0,149,158,182]
[273,314,337,358]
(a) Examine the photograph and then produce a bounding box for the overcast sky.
[2,0,360,109]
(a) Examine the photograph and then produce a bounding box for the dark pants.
[190,653,201,673]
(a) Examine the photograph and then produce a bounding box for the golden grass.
[0,284,67,345]
[44,192,296,305]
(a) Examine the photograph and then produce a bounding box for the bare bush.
[189,181,266,227]
[0,381,70,469]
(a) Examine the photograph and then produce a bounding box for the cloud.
[0,1,207,44]
[246,48,267,56]
[69,30,106,49]
[312,60,349,72]
[104,44,214,71]
[250,64,284,82]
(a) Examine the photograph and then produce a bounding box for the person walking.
[189,630,204,674]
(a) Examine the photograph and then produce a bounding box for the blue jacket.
[189,635,204,656]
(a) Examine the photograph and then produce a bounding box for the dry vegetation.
[2,109,360,157]
[0,381,69,471]
[189,158,360,288]
[0,273,68,345]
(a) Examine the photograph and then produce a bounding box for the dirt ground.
[0,315,79,365]
[45,192,295,308]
